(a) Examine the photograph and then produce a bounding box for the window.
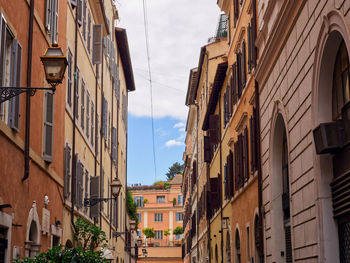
[91,102,94,146]
[84,170,89,214]
[156,196,165,203]
[81,80,85,130]
[87,11,91,54]
[82,0,87,41]
[74,68,79,119]
[64,144,71,199]
[0,15,22,130]
[43,91,54,162]
[45,0,59,44]
[176,234,182,240]
[176,212,184,222]
[154,213,163,222]
[102,94,108,140]
[235,229,241,263]
[137,231,141,237]
[86,92,90,138]
[67,49,72,107]
[178,195,183,205]
[246,227,251,260]
[134,196,143,208]
[332,40,350,120]
[138,213,141,223]
[155,231,163,240]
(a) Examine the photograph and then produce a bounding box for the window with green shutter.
[64,144,71,199]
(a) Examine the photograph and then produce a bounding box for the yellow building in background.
[62,1,135,262]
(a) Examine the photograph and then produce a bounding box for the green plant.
[172,198,176,206]
[166,162,184,181]
[143,198,148,204]
[142,227,155,239]
[74,217,107,251]
[15,218,109,263]
[173,226,183,236]
[163,229,171,236]
[126,189,139,225]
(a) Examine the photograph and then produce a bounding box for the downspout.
[70,2,79,232]
[94,64,98,218]
[219,93,223,263]
[195,103,199,262]
[109,61,114,240]
[23,0,34,181]
[255,80,264,263]
[207,158,211,263]
[126,87,130,263]
[99,44,104,229]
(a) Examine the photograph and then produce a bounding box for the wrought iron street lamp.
[84,177,122,207]
[0,45,67,103]
[113,219,137,238]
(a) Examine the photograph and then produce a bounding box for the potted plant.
[173,226,183,246]
[172,198,177,206]
[142,227,155,247]
[164,229,171,246]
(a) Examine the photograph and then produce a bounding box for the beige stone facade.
[256,0,350,262]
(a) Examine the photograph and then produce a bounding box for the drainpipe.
[195,102,199,262]
[255,80,264,263]
[109,60,114,240]
[99,43,104,229]
[70,3,79,232]
[219,93,223,263]
[23,0,34,182]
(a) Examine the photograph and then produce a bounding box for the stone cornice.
[255,0,307,90]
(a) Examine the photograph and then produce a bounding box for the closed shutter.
[78,163,84,208]
[86,93,90,139]
[243,127,249,182]
[101,168,104,211]
[0,15,6,86]
[228,12,231,45]
[224,164,228,199]
[285,225,293,263]
[241,40,247,88]
[75,69,79,119]
[85,171,89,212]
[209,114,220,145]
[90,176,100,218]
[234,141,239,190]
[81,80,85,130]
[43,91,54,162]
[112,126,117,165]
[102,95,108,139]
[82,0,87,40]
[247,23,252,72]
[204,136,211,163]
[91,102,94,146]
[223,92,227,127]
[236,52,242,99]
[9,41,22,131]
[74,157,80,207]
[77,0,83,26]
[232,63,238,104]
[87,11,91,54]
[64,144,71,199]
[251,15,257,67]
[228,150,234,197]
[67,50,72,106]
[92,24,103,65]
[233,0,239,27]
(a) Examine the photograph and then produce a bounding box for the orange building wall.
[0,0,67,259]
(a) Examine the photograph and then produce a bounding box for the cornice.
[255,0,307,90]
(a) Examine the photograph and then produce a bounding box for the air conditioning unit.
[313,120,344,154]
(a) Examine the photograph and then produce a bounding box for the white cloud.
[173,122,185,129]
[118,0,221,121]
[165,140,185,147]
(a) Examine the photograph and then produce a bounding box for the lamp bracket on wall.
[0,86,57,103]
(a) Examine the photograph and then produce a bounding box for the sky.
[117,0,221,185]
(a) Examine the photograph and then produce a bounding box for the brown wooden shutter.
[228,12,231,45]
[228,151,234,198]
[243,127,249,182]
[224,164,228,199]
[209,114,220,145]
[101,168,104,211]
[233,0,239,27]
[236,52,242,99]
[92,24,103,65]
[242,40,247,88]
[90,176,100,218]
[247,24,252,72]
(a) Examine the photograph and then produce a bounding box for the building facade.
[255,0,350,262]
[130,175,184,263]
[63,0,135,262]
[0,0,67,261]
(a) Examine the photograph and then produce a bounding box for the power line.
[134,72,184,92]
[142,0,157,182]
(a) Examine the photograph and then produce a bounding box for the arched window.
[333,40,350,120]
[235,229,241,263]
[282,128,292,263]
